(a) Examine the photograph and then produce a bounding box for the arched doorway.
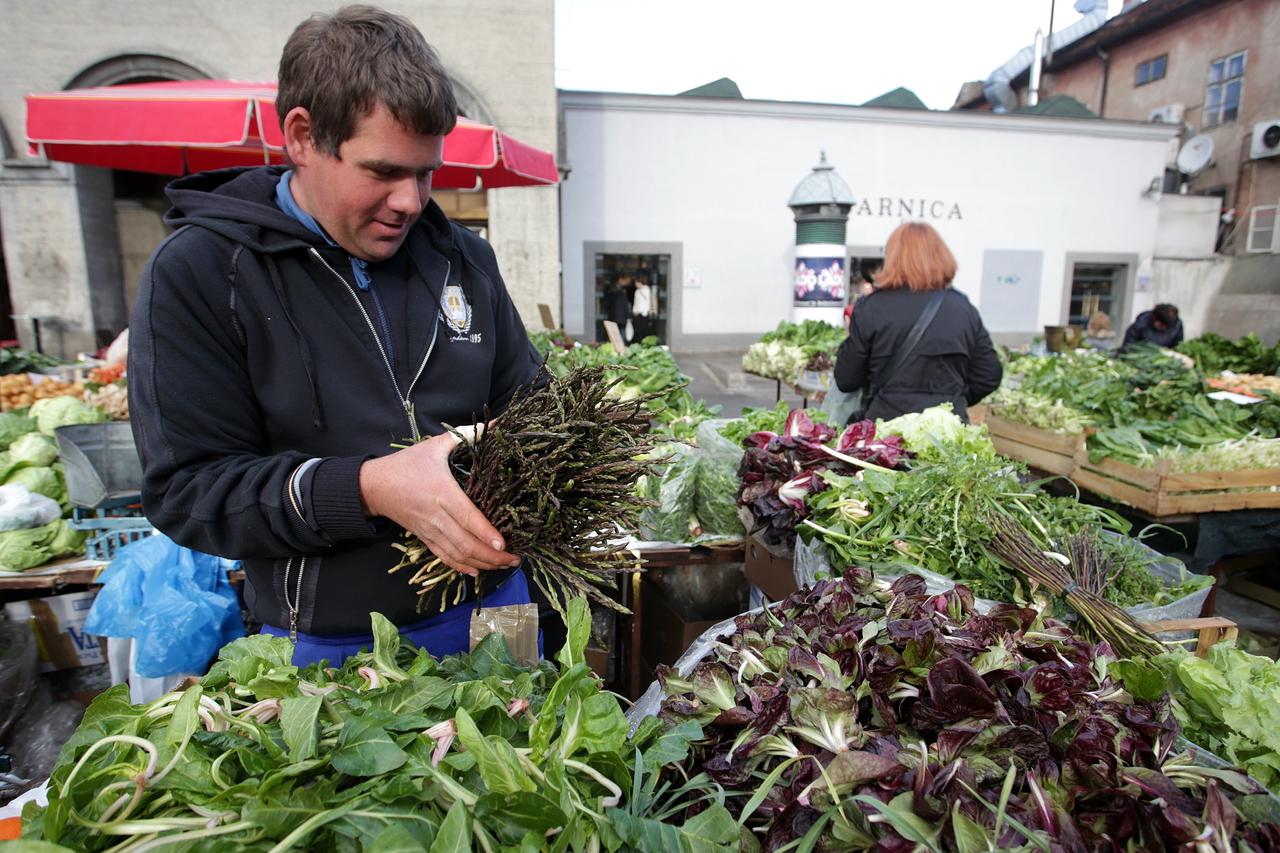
[65,55,209,348]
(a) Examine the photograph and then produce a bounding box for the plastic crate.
[80,516,156,562]
[53,422,141,508]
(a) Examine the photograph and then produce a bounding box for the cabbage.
[0,412,36,449]
[877,404,995,461]
[9,432,58,467]
[47,519,86,557]
[29,396,108,435]
[0,521,56,572]
[4,466,63,502]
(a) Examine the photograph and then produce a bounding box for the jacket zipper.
[308,247,444,441]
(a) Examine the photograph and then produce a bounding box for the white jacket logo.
[441,285,472,335]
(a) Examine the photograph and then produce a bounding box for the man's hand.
[359,433,519,577]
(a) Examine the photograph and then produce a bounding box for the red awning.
[25,79,558,188]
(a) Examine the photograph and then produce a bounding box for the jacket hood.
[164,165,455,255]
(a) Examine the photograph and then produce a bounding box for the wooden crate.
[1142,617,1238,657]
[980,407,1280,517]
[1073,450,1280,516]
[982,410,1084,478]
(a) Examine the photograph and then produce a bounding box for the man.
[1121,303,1184,351]
[128,6,542,666]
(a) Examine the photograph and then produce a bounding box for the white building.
[0,0,558,357]
[558,91,1182,348]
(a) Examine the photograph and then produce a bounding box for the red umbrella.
[25,79,558,188]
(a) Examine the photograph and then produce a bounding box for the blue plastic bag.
[84,534,245,678]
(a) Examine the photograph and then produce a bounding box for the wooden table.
[0,557,110,591]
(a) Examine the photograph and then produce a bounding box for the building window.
[1069,263,1126,329]
[1204,51,1245,127]
[1135,54,1167,86]
[1247,206,1277,253]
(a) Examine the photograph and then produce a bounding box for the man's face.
[291,103,445,262]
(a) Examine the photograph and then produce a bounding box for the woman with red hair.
[834,222,1001,422]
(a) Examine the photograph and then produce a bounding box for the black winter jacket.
[834,288,1002,422]
[128,166,539,634]
[1121,310,1184,350]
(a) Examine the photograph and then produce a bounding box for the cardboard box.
[640,579,730,671]
[5,590,106,672]
[743,537,798,602]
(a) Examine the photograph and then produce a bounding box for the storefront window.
[592,253,671,345]
[1069,263,1126,328]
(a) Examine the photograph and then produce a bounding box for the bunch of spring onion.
[392,364,656,625]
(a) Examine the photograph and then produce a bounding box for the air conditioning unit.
[1148,103,1185,124]
[1251,120,1280,160]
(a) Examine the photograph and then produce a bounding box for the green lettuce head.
[0,412,36,449]
[5,466,63,502]
[30,396,108,435]
[9,432,59,467]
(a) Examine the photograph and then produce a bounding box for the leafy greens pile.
[736,410,908,549]
[992,346,1280,468]
[654,569,1280,851]
[544,339,720,441]
[742,320,846,383]
[19,601,739,852]
[1116,643,1280,796]
[801,436,1163,606]
[1177,333,1280,376]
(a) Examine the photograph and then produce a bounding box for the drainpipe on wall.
[1096,46,1110,117]
[1029,30,1045,106]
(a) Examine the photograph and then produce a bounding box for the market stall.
[8,342,1280,850]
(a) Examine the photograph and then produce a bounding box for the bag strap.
[866,290,946,405]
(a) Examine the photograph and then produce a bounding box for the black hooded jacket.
[128,166,539,635]
[834,287,1002,422]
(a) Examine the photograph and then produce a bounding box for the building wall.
[1155,193,1221,257]
[0,0,558,355]
[1034,0,1280,222]
[560,93,1172,347]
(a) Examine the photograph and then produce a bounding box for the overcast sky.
[554,0,1122,110]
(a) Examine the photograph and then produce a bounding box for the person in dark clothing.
[1121,303,1184,350]
[834,222,1002,422]
[605,273,632,338]
[128,7,547,666]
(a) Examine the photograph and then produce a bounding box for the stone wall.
[0,0,558,355]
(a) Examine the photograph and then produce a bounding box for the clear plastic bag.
[821,386,863,429]
[693,420,745,542]
[470,603,540,667]
[0,484,61,532]
[637,443,700,545]
[83,534,245,678]
[0,618,38,741]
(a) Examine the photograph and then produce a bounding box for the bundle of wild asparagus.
[988,516,1165,660]
[393,364,656,624]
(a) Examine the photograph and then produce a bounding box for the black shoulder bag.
[848,290,946,423]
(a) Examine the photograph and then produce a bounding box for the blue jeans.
[261,568,539,668]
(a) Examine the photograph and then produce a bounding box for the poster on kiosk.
[793,244,846,326]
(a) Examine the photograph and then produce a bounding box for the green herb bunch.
[394,364,656,624]
[19,602,736,851]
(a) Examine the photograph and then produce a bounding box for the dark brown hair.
[875,222,958,292]
[277,5,458,156]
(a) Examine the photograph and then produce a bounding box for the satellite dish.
[1177,134,1214,175]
